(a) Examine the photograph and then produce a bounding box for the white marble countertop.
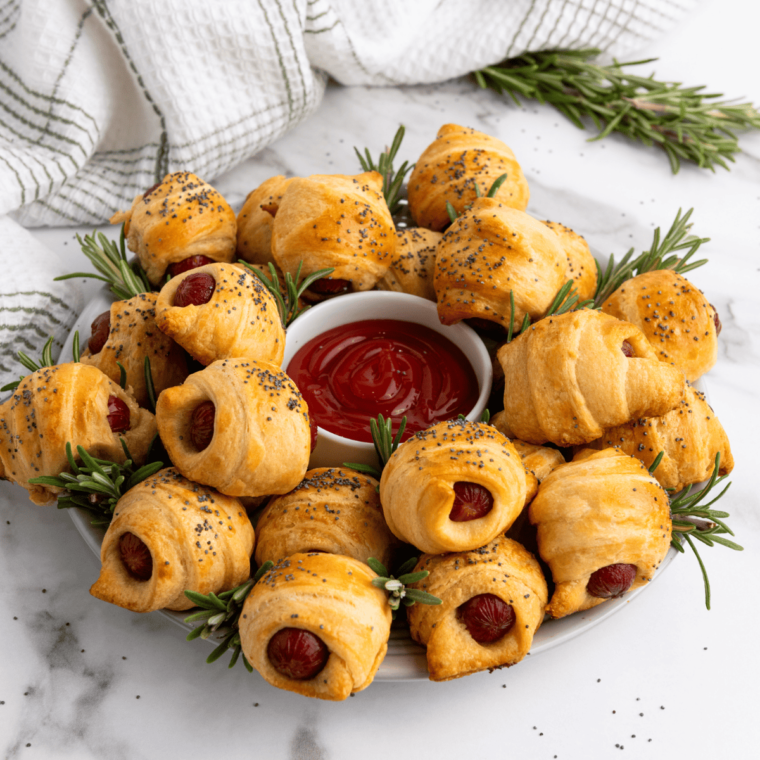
[2,0,759,757]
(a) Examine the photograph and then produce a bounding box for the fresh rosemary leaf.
[396,570,429,585]
[366,557,388,577]
[340,462,382,479]
[116,362,127,389]
[506,290,516,344]
[207,633,235,664]
[648,451,665,475]
[475,49,760,173]
[144,357,157,413]
[186,625,205,641]
[184,609,219,623]
[403,588,443,605]
[486,173,508,198]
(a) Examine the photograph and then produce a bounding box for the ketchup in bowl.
[287,319,479,443]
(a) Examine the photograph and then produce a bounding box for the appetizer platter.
[0,124,740,699]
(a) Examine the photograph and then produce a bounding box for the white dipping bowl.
[283,291,492,470]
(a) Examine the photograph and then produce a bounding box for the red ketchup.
[287,319,479,443]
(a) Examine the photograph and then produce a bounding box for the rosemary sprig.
[184,560,274,670]
[241,261,334,327]
[1,336,57,392]
[445,173,509,223]
[662,452,742,610]
[367,557,441,617]
[544,280,597,317]
[54,224,151,300]
[72,331,81,363]
[475,49,760,173]
[593,208,709,307]
[116,361,127,389]
[343,414,407,479]
[28,441,164,526]
[355,125,413,214]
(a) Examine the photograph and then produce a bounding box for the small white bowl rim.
[283,291,492,452]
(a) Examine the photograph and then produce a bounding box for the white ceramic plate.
[61,288,685,681]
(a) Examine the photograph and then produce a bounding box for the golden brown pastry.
[156,358,310,497]
[154,262,285,367]
[434,198,566,329]
[542,220,598,302]
[407,536,547,681]
[379,419,528,554]
[496,309,685,446]
[529,448,671,619]
[407,124,529,231]
[601,270,719,382]
[80,293,188,408]
[376,228,441,301]
[490,410,566,503]
[236,175,296,266]
[0,363,155,505]
[90,468,254,612]
[239,552,392,700]
[110,171,236,285]
[270,172,395,295]
[584,383,733,492]
[254,468,400,568]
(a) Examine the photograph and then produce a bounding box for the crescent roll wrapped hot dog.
[434,199,566,330]
[496,309,685,446]
[254,468,400,568]
[236,175,296,267]
[80,293,188,408]
[529,448,672,619]
[154,262,285,367]
[377,228,442,301]
[601,270,719,382]
[110,172,236,285]
[239,552,392,700]
[156,359,310,497]
[0,363,155,505]
[270,171,395,297]
[379,419,528,554]
[407,536,547,681]
[585,383,733,492]
[407,124,529,231]
[90,468,254,613]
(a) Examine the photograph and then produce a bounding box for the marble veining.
[2,2,760,757]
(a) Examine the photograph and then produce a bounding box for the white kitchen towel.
[0,216,83,383]
[0,0,695,386]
